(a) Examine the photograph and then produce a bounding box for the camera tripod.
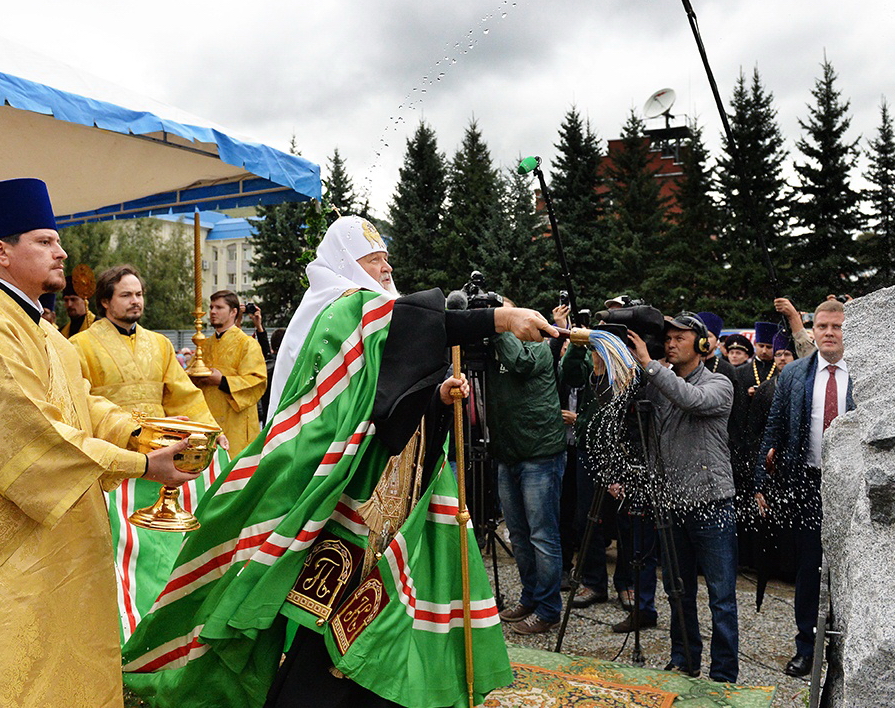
[555,399,695,678]
[462,354,511,610]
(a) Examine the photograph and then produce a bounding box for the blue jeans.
[497,452,565,623]
[663,499,739,683]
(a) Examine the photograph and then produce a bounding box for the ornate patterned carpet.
[482,646,776,708]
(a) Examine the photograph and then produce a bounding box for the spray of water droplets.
[358,0,523,208]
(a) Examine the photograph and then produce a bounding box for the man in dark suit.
[754,299,854,677]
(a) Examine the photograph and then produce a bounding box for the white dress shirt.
[807,355,848,468]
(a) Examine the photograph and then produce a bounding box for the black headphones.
[673,311,712,355]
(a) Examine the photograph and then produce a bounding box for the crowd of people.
[0,174,854,707]
[492,287,851,684]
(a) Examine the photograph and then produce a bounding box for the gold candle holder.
[185,211,212,377]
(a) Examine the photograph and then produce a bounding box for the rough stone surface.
[822,285,895,707]
[865,465,895,525]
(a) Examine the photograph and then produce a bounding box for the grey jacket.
[641,360,735,507]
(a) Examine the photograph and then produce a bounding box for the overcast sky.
[4,0,894,217]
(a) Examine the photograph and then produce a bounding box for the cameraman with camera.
[627,313,738,683]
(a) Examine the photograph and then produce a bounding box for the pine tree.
[442,119,502,293]
[548,107,607,306]
[59,222,115,274]
[477,166,558,313]
[861,97,895,288]
[387,122,448,294]
[716,67,791,324]
[790,57,863,304]
[59,219,194,329]
[250,196,333,327]
[601,110,671,306]
[643,122,724,313]
[326,147,357,216]
[113,219,194,330]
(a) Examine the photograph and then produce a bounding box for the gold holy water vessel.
[129,417,222,532]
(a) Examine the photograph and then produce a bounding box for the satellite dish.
[643,88,676,119]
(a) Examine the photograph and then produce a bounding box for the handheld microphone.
[517,156,541,175]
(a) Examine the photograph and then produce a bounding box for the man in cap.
[754,300,854,677]
[123,216,553,708]
[725,333,754,367]
[730,322,778,563]
[627,312,738,682]
[739,322,778,395]
[190,289,267,456]
[70,264,221,642]
[0,178,198,706]
[748,331,797,440]
[59,271,96,338]
[39,292,57,324]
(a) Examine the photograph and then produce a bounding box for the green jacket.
[485,332,566,463]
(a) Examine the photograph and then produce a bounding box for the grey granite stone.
[822,285,895,707]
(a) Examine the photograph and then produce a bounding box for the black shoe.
[560,571,571,591]
[664,662,700,678]
[570,585,609,608]
[612,611,657,634]
[784,653,812,677]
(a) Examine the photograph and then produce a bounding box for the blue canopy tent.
[0,40,320,226]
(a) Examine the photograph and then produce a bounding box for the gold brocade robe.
[0,289,147,708]
[59,307,96,338]
[71,319,219,638]
[199,327,266,455]
[70,318,215,426]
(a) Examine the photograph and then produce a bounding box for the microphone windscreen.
[446,290,469,310]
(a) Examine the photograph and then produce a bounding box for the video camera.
[595,303,666,361]
[462,271,503,310]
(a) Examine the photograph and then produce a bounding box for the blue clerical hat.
[696,311,724,338]
[38,292,57,310]
[772,331,797,357]
[0,178,57,240]
[753,321,777,345]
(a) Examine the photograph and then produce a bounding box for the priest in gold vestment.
[70,265,220,642]
[191,289,266,455]
[59,273,96,338]
[0,178,202,708]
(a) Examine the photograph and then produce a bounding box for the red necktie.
[823,364,839,431]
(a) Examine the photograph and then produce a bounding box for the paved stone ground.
[486,529,817,708]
